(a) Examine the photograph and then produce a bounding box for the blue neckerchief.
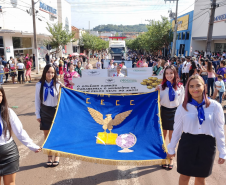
[189,98,205,125]
[43,80,54,102]
[0,105,2,136]
[166,81,175,101]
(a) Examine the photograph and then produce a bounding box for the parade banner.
[73,76,163,94]
[42,88,168,166]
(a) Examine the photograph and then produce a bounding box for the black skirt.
[0,140,20,176]
[40,104,56,130]
[177,133,216,178]
[160,106,177,130]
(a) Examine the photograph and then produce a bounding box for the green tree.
[45,23,76,54]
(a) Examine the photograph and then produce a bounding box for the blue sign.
[39,2,57,15]
[214,14,226,22]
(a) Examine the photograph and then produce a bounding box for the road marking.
[117,166,140,185]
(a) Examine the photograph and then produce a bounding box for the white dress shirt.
[17,63,25,69]
[167,99,226,159]
[160,85,184,108]
[0,108,40,151]
[182,61,191,73]
[35,81,60,119]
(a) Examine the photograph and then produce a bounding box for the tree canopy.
[126,17,173,53]
[45,23,76,53]
[79,33,109,53]
[93,24,148,32]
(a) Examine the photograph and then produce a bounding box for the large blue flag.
[42,88,168,165]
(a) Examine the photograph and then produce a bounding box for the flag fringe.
[42,149,170,166]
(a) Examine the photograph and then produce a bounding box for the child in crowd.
[215,75,225,104]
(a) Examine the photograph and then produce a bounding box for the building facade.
[191,0,226,54]
[0,0,72,61]
[171,11,194,56]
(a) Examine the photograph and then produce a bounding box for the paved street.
[2,81,226,185]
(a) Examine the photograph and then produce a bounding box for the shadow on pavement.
[19,163,46,172]
[17,112,36,116]
[52,165,161,185]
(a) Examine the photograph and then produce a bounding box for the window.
[178,33,181,40]
[182,32,185,40]
[73,46,77,53]
[0,36,4,56]
[13,37,32,49]
[186,32,190,40]
[177,33,179,40]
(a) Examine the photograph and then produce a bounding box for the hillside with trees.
[92,24,148,32]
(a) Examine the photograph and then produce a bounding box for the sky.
[66,0,196,30]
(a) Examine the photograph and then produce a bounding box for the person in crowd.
[206,60,215,97]
[182,57,191,86]
[17,59,25,84]
[33,54,35,69]
[136,57,143,68]
[215,75,225,104]
[96,59,102,69]
[178,59,183,80]
[0,62,4,85]
[25,58,32,83]
[0,85,41,184]
[153,59,163,76]
[59,62,63,79]
[141,58,148,67]
[85,59,93,70]
[167,75,226,185]
[1,57,7,67]
[4,61,9,83]
[212,57,220,72]
[45,53,50,65]
[188,60,198,77]
[114,62,118,68]
[35,64,61,167]
[112,65,125,77]
[75,61,83,77]
[107,60,114,69]
[156,65,184,170]
[64,63,80,89]
[121,61,127,69]
[10,59,17,84]
[199,59,208,84]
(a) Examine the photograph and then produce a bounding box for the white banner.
[103,60,132,69]
[82,68,153,78]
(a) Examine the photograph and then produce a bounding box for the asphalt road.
[2,81,226,185]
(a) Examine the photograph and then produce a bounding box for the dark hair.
[183,75,210,111]
[39,64,57,103]
[161,65,180,91]
[207,61,213,72]
[218,75,223,79]
[220,60,226,66]
[68,62,73,68]
[0,85,11,139]
[18,59,21,63]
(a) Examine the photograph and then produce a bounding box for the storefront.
[0,0,72,61]
[191,0,226,54]
[171,11,194,56]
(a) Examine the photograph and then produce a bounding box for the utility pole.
[31,0,39,74]
[165,0,179,57]
[205,0,218,57]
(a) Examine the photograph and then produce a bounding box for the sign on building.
[172,14,189,31]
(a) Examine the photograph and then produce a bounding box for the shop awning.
[192,35,226,40]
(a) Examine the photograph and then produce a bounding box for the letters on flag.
[42,88,168,166]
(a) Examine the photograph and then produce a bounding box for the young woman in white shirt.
[156,65,184,170]
[0,85,41,184]
[16,59,25,84]
[35,63,61,167]
[167,75,226,185]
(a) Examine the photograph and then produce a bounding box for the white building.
[191,0,226,54]
[0,0,72,61]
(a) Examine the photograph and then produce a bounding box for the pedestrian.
[182,57,191,86]
[107,60,114,69]
[0,85,41,184]
[152,59,163,76]
[207,60,215,97]
[156,65,184,170]
[45,53,50,65]
[25,58,32,83]
[64,62,80,89]
[35,64,61,167]
[16,59,25,84]
[0,61,4,85]
[215,75,225,104]
[59,63,63,79]
[85,59,93,69]
[4,62,9,83]
[9,59,17,84]
[167,75,226,185]
[33,54,35,69]
[141,58,148,67]
[112,65,125,77]
[96,59,102,69]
